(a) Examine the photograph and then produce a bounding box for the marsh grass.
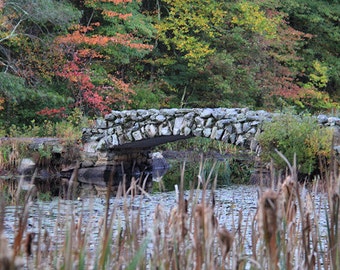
[0,155,339,269]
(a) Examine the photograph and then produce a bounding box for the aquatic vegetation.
[0,156,339,269]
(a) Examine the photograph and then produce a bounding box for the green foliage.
[0,179,27,205]
[0,140,29,170]
[131,83,167,109]
[0,72,29,102]
[55,120,82,141]
[293,88,338,113]
[280,0,340,100]
[37,191,52,201]
[2,0,80,31]
[0,0,339,127]
[65,107,85,127]
[0,73,68,130]
[0,117,83,142]
[228,155,254,184]
[257,113,333,175]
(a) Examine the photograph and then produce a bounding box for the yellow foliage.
[232,1,282,39]
[305,128,333,159]
[156,0,224,65]
[309,60,329,88]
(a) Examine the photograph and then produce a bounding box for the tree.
[279,0,340,109]
[0,0,81,129]
[53,0,154,116]
[154,0,226,107]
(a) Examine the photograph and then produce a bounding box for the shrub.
[257,113,333,177]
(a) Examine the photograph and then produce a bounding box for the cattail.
[193,203,218,270]
[0,234,12,270]
[0,233,23,270]
[258,190,281,270]
[24,232,34,257]
[280,176,297,223]
[194,203,218,231]
[168,199,188,239]
[218,227,233,260]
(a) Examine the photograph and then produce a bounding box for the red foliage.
[37,107,66,119]
[87,0,133,4]
[53,0,152,116]
[56,52,111,115]
[253,13,311,104]
[100,75,135,109]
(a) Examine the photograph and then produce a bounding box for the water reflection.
[3,185,329,251]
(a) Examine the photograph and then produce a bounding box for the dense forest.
[0,0,339,133]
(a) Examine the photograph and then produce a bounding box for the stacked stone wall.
[82,108,340,153]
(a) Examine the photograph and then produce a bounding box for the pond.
[2,182,330,269]
[152,150,254,192]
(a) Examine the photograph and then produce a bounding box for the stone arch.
[82,108,273,152]
[80,108,340,190]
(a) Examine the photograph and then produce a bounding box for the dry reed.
[0,153,339,269]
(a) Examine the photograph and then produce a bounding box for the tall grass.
[0,155,339,269]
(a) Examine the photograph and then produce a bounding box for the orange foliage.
[85,0,133,5]
[100,0,133,3]
[102,10,132,20]
[53,0,152,114]
[56,31,153,50]
[100,75,135,109]
[269,76,302,99]
[77,49,106,59]
[0,97,4,111]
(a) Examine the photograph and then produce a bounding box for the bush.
[257,113,333,177]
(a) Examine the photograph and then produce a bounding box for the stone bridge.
[78,108,340,193]
[10,108,340,196]
[82,108,274,152]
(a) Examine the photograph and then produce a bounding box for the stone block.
[214,129,224,140]
[200,108,213,118]
[203,128,212,137]
[96,118,107,129]
[210,127,218,139]
[242,122,251,132]
[216,119,232,128]
[132,130,143,141]
[96,138,107,151]
[173,117,184,135]
[229,133,236,144]
[236,135,245,146]
[145,124,157,137]
[155,114,166,122]
[205,117,214,127]
[159,125,172,136]
[193,128,203,137]
[160,108,176,116]
[234,123,243,134]
[221,132,229,142]
[184,126,192,136]
[194,116,205,127]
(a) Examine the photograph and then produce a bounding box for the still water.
[3,184,329,257]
